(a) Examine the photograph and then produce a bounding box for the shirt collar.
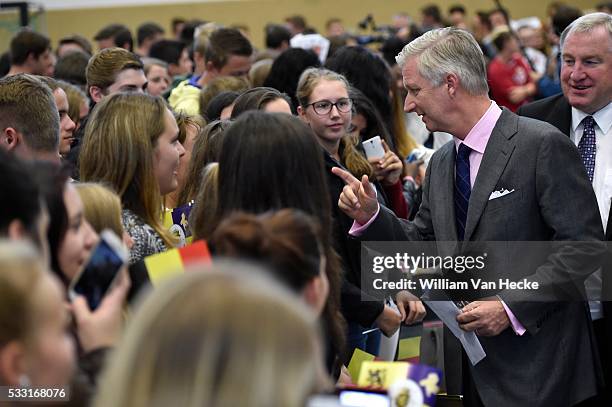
[571,102,612,135]
[454,101,503,154]
[188,74,202,88]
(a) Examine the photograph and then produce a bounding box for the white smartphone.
[69,229,128,310]
[362,136,385,160]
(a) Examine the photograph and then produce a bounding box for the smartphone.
[362,136,385,160]
[69,230,128,310]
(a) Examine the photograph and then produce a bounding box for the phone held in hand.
[69,230,128,310]
[362,136,385,160]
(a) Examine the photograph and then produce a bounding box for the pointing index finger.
[331,166,359,185]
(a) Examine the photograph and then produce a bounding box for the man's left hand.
[456,298,510,336]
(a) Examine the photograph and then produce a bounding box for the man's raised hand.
[331,167,379,225]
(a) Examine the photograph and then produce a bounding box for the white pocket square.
[489,188,515,201]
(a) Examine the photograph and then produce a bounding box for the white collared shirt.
[570,102,612,320]
[570,102,612,233]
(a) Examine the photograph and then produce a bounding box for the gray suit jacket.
[362,109,604,406]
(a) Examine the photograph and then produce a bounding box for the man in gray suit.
[333,27,604,406]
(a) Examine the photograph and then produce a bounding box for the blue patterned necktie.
[455,143,472,241]
[577,116,596,183]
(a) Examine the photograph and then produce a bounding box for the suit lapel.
[464,110,517,241]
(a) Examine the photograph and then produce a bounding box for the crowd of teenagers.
[1,2,611,406]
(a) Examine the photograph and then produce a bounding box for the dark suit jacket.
[518,94,612,241]
[517,93,571,136]
[519,96,612,383]
[360,109,605,406]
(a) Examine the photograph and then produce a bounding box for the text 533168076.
[1,387,70,402]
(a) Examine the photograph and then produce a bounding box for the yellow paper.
[144,249,184,285]
[347,348,375,383]
[357,361,410,389]
[398,336,421,360]
[163,209,173,229]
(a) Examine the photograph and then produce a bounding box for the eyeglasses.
[306,98,353,115]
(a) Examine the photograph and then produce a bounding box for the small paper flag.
[398,336,421,362]
[347,348,376,383]
[355,360,442,406]
[357,361,410,389]
[144,240,211,285]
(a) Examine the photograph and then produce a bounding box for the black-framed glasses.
[306,98,353,115]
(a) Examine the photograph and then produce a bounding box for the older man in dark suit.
[333,27,605,406]
[518,12,612,404]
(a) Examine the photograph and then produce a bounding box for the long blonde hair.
[390,82,418,158]
[166,112,206,209]
[190,162,219,240]
[75,182,124,238]
[178,120,230,207]
[0,241,46,349]
[79,93,175,246]
[94,263,330,407]
[296,67,373,178]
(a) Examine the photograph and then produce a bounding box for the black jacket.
[323,151,385,327]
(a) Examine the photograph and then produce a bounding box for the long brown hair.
[178,120,230,207]
[79,92,175,246]
[198,111,346,369]
[189,163,219,240]
[390,75,418,158]
[166,112,206,209]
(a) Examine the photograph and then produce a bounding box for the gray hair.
[560,12,612,51]
[395,27,489,96]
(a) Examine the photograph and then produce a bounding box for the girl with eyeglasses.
[297,68,406,209]
[296,68,422,361]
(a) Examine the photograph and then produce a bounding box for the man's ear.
[0,341,27,386]
[446,73,460,97]
[89,86,104,104]
[1,128,21,151]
